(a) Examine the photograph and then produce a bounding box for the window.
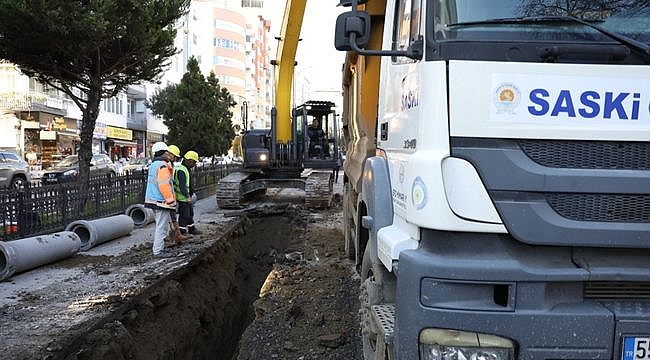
[214,20,245,34]
[241,0,263,8]
[393,0,422,63]
[4,152,20,163]
[215,38,243,51]
[434,0,650,43]
[128,99,136,118]
[213,56,246,70]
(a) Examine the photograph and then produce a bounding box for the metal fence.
[0,164,236,241]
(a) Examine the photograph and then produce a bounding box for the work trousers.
[177,201,195,229]
[153,208,173,255]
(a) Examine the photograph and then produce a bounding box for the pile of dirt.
[235,200,362,360]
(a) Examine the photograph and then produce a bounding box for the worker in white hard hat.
[144,141,186,258]
[173,150,202,235]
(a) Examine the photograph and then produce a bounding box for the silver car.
[0,150,31,189]
[42,154,117,184]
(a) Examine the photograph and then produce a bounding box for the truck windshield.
[435,0,650,45]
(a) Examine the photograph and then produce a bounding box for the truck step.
[371,304,395,345]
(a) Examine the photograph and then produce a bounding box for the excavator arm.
[274,0,307,144]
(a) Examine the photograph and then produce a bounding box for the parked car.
[0,150,31,189]
[42,154,117,184]
[215,155,232,165]
[120,157,150,174]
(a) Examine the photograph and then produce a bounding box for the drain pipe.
[0,231,81,281]
[65,214,134,251]
[125,204,155,228]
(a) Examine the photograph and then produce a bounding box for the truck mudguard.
[361,156,393,263]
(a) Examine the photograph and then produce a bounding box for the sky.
[263,0,346,92]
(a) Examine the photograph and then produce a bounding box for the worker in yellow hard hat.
[173,150,202,235]
[167,144,181,162]
[163,143,188,244]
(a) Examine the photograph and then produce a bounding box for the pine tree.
[148,57,236,159]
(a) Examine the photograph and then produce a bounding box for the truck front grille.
[518,140,650,170]
[546,193,650,223]
[584,282,650,300]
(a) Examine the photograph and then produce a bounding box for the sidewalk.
[1,194,220,296]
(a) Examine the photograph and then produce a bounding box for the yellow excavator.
[216,0,341,209]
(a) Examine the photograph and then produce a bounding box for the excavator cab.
[240,128,271,170]
[293,100,340,170]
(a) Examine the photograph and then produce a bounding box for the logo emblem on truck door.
[494,83,521,113]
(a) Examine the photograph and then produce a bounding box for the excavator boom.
[274,0,307,143]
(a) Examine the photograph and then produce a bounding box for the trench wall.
[49,216,296,360]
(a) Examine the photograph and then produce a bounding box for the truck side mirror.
[335,11,371,51]
[334,9,422,60]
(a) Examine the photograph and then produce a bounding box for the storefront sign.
[52,117,67,131]
[93,121,107,139]
[106,126,132,140]
[40,130,56,140]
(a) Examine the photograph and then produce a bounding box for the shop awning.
[111,139,138,147]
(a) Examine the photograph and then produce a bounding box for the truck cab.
[337,1,650,359]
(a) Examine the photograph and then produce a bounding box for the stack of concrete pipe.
[65,214,134,251]
[0,231,81,281]
[125,204,155,227]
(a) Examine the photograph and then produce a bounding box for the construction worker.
[174,150,202,235]
[144,141,179,258]
[165,144,188,244]
[167,144,181,163]
[230,124,243,161]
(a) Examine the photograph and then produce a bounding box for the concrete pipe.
[125,204,155,228]
[65,214,134,251]
[0,231,81,281]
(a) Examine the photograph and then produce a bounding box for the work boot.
[174,224,190,244]
[154,250,175,259]
[188,226,203,235]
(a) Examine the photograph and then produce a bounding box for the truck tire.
[360,243,395,360]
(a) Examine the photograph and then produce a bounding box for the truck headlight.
[419,329,514,360]
[259,153,268,161]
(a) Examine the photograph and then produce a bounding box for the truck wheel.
[360,244,395,360]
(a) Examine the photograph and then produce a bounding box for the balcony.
[126,113,147,131]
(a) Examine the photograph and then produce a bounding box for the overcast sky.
[263,0,345,91]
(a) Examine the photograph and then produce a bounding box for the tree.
[147,57,236,158]
[519,0,650,18]
[0,0,190,182]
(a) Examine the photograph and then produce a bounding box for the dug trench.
[32,202,362,360]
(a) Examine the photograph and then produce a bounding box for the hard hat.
[184,150,199,162]
[151,141,168,153]
[167,144,181,157]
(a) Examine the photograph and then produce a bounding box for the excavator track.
[216,171,252,209]
[304,171,333,209]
